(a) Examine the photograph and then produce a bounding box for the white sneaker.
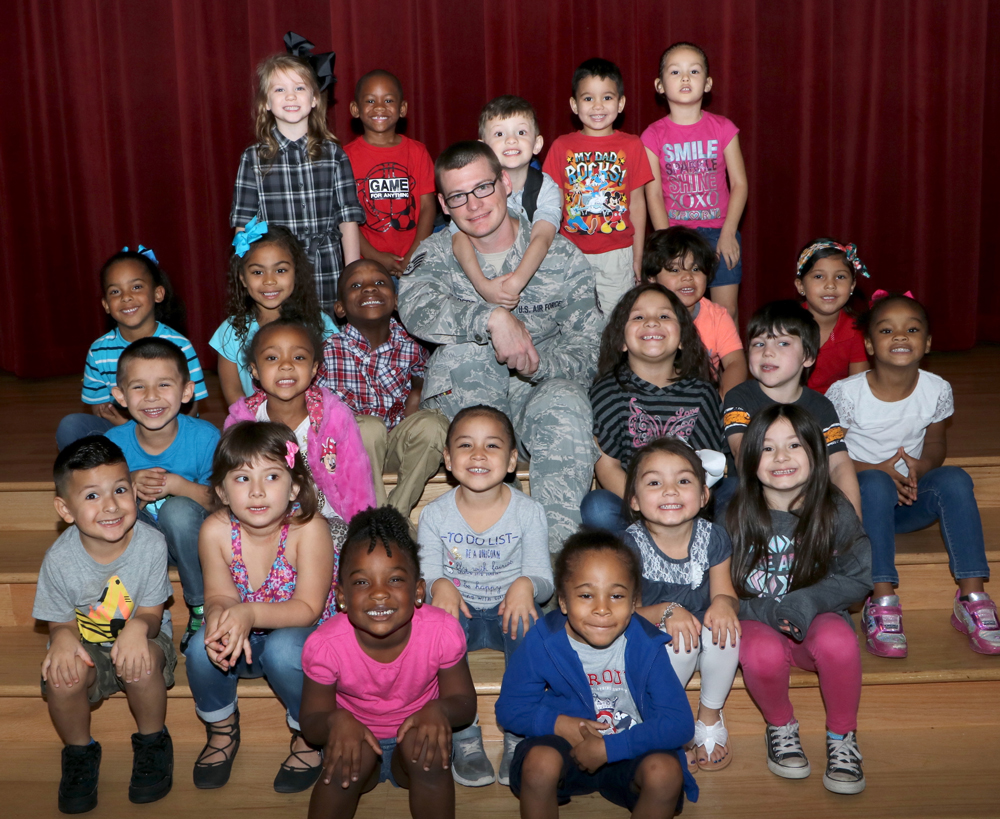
[823,731,865,794]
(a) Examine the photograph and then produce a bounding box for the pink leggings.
[739,613,862,735]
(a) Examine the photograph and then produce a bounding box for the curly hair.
[596,282,715,388]
[253,53,338,165]
[209,421,317,522]
[224,226,326,350]
[338,506,419,584]
[99,249,186,333]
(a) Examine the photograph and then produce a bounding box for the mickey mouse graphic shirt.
[591,370,724,471]
[543,132,652,255]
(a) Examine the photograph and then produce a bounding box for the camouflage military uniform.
[398,211,605,553]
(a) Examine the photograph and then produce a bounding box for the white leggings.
[667,626,740,711]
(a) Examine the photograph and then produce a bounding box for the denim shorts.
[695,227,742,287]
[508,734,679,812]
[378,737,401,787]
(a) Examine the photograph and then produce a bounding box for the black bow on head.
[283,31,335,92]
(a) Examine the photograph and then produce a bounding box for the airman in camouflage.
[398,142,605,553]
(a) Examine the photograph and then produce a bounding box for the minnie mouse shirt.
[591,370,724,470]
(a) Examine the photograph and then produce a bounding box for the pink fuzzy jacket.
[225,386,377,523]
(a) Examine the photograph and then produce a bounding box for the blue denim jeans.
[140,496,208,607]
[459,602,542,666]
[56,413,114,451]
[694,227,742,287]
[858,466,990,586]
[580,489,630,535]
[184,625,316,729]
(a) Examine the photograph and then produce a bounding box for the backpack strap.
[521,165,543,223]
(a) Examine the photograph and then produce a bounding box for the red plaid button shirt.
[318,318,428,430]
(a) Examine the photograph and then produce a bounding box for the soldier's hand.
[488,308,540,376]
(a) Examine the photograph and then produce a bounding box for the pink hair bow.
[870,288,915,306]
[285,441,299,468]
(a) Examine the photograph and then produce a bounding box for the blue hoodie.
[495,609,698,802]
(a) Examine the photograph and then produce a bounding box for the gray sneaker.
[451,724,495,787]
[497,731,522,786]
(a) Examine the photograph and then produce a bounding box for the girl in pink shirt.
[643,227,748,397]
[642,42,748,323]
[300,506,477,819]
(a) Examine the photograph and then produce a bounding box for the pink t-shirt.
[302,604,466,740]
[640,111,739,229]
[693,297,742,371]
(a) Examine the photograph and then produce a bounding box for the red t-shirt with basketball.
[344,135,435,259]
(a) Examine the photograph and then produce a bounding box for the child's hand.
[664,606,702,654]
[499,576,538,639]
[204,604,254,669]
[569,722,608,773]
[322,709,382,788]
[367,249,406,276]
[897,450,925,495]
[554,715,605,746]
[110,619,152,683]
[703,599,741,648]
[716,231,741,269]
[474,273,521,309]
[430,579,472,620]
[41,630,94,689]
[95,402,125,424]
[133,468,169,502]
[397,700,452,772]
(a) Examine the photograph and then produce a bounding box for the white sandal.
[694,712,732,771]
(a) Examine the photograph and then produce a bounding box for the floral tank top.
[229,513,337,626]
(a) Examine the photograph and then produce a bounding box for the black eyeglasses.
[442,175,501,208]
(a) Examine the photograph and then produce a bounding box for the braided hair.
[338,506,420,584]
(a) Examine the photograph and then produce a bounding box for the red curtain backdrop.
[1,0,995,377]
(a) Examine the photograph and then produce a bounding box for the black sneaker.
[59,741,101,814]
[823,731,865,794]
[129,728,173,804]
[765,720,811,779]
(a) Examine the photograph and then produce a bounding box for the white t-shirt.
[255,402,337,521]
[827,370,953,477]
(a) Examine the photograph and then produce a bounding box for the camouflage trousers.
[425,375,598,553]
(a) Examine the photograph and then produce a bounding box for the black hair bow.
[284,31,335,92]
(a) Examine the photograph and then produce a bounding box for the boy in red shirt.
[543,58,653,313]
[345,70,436,276]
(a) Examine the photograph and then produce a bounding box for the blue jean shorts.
[378,737,401,787]
[695,227,742,287]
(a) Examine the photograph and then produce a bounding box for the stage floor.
[2,346,998,482]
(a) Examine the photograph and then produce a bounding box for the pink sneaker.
[951,591,1000,655]
[862,596,907,658]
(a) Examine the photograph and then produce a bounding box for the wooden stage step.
[4,716,998,819]
[4,508,999,630]
[3,610,997,740]
[2,453,999,532]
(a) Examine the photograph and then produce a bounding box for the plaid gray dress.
[231,128,365,313]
